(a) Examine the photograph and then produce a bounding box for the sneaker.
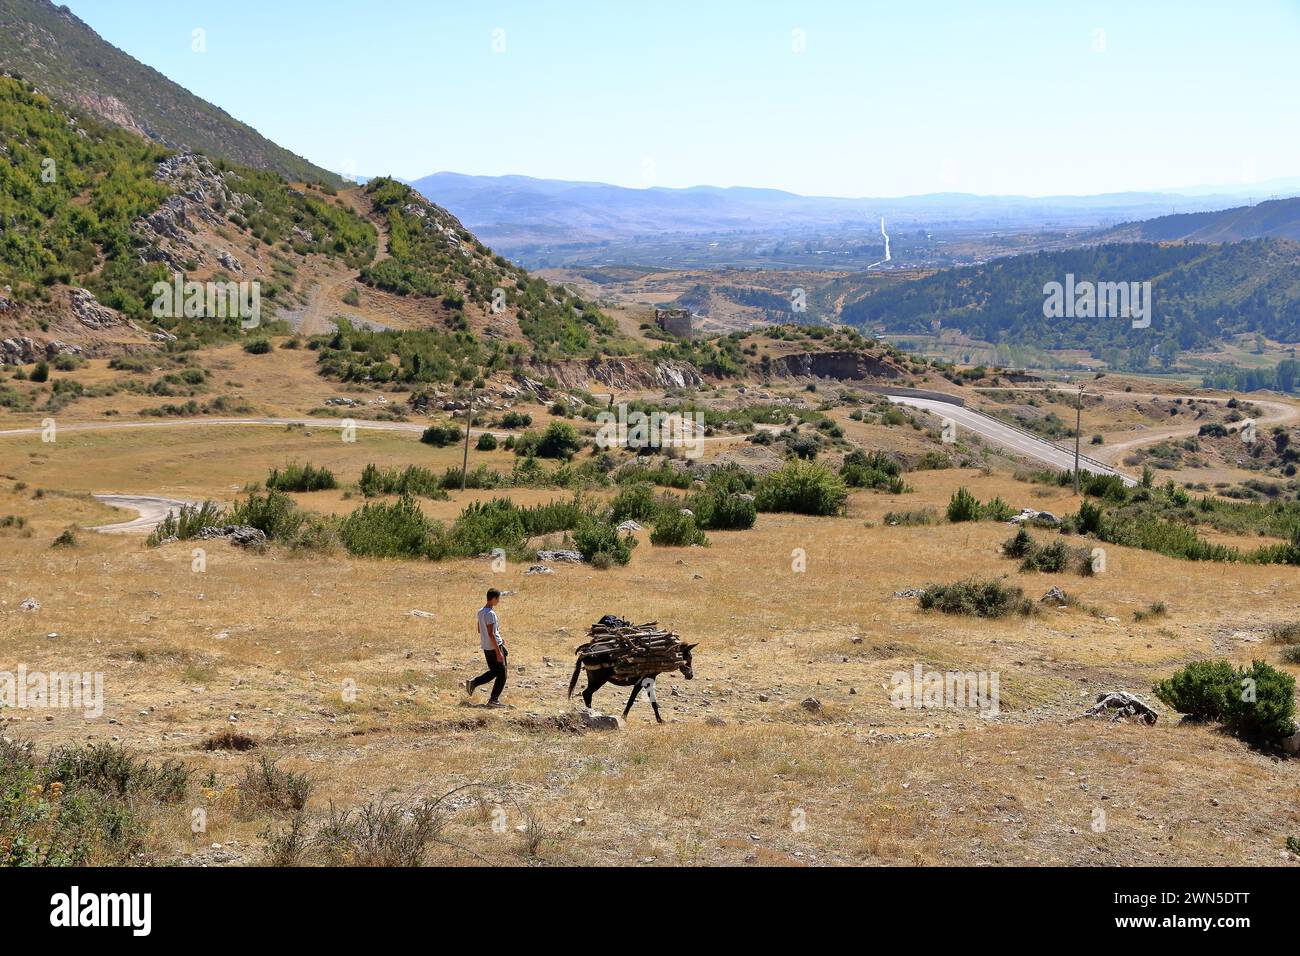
[464,678,475,697]
[486,700,507,709]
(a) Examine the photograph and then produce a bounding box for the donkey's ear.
[685,643,698,652]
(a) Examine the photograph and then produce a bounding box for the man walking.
[466,588,507,707]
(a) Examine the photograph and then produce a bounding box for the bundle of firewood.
[575,618,688,681]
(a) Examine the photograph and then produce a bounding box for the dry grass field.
[3,403,1299,866]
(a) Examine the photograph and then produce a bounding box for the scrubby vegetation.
[918,579,1034,618]
[1154,660,1296,741]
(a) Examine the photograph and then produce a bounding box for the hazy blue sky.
[67,0,1300,197]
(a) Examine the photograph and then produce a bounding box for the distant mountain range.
[0,0,340,185]
[411,171,1296,243]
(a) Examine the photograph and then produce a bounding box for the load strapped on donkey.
[568,615,697,723]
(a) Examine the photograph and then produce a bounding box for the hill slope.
[0,0,340,185]
[1101,196,1300,243]
[840,240,1300,366]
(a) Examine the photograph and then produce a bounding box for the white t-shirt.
[477,606,503,650]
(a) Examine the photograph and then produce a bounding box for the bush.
[442,498,528,558]
[499,411,532,429]
[30,361,49,383]
[609,483,663,524]
[918,579,1033,618]
[420,423,463,447]
[243,338,273,355]
[339,495,437,559]
[982,496,1015,521]
[147,500,225,545]
[947,487,981,522]
[883,507,938,526]
[238,755,313,818]
[691,490,757,531]
[650,510,709,547]
[358,463,447,499]
[571,517,636,565]
[229,490,305,540]
[1002,526,1035,559]
[754,461,847,516]
[1154,659,1297,739]
[534,421,581,459]
[266,462,337,492]
[475,432,498,451]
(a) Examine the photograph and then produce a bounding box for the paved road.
[885,395,1137,485]
[91,494,196,534]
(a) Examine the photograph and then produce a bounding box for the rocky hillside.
[0,0,340,185]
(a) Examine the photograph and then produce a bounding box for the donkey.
[568,643,696,723]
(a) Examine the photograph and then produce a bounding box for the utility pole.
[1073,384,1083,496]
[460,388,474,493]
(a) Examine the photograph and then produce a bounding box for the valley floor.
[2,423,1298,866]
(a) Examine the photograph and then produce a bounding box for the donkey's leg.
[622,681,642,717]
[642,677,663,723]
[582,670,607,709]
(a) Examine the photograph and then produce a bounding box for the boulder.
[579,708,623,731]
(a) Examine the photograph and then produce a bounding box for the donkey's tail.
[567,657,584,698]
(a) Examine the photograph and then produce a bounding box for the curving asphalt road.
[885,395,1137,485]
[91,494,196,534]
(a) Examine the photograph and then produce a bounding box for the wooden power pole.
[460,388,474,492]
[1073,385,1083,496]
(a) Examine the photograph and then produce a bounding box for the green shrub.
[1154,659,1297,739]
[691,490,757,531]
[918,579,1033,618]
[609,483,663,523]
[650,510,709,547]
[475,432,498,452]
[420,423,464,447]
[571,517,636,565]
[358,463,447,499]
[982,497,1015,521]
[534,421,581,459]
[500,411,532,429]
[30,361,49,383]
[754,460,847,516]
[229,490,305,540]
[946,487,981,522]
[442,498,528,558]
[147,500,225,545]
[242,338,273,355]
[266,462,337,492]
[883,507,938,526]
[338,495,437,559]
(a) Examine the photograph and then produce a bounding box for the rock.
[1011,508,1060,525]
[1282,730,1300,757]
[405,609,434,618]
[616,520,643,533]
[68,287,122,329]
[679,508,694,518]
[536,549,584,564]
[579,708,623,731]
[194,525,267,548]
[705,715,726,727]
[19,598,40,612]
[893,588,924,598]
[1080,691,1157,725]
[524,565,554,575]
[1040,586,1068,604]
[800,697,823,714]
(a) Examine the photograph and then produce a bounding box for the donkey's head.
[680,643,698,680]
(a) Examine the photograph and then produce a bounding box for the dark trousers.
[471,645,507,701]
